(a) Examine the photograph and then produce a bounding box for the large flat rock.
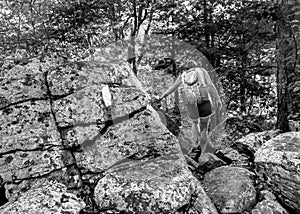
[255,132,300,213]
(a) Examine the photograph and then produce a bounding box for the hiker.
[156,60,224,159]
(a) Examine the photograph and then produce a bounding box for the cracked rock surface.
[255,132,300,213]
[0,57,217,213]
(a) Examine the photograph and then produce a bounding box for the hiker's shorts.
[186,100,212,120]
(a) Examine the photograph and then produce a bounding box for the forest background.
[1,0,299,137]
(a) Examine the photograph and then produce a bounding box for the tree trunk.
[128,0,138,75]
[203,0,210,48]
[276,46,290,132]
[275,0,292,132]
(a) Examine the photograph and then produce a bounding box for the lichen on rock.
[94,153,218,214]
[255,132,300,213]
[0,57,218,213]
[252,190,288,214]
[203,166,257,214]
[0,181,85,214]
[231,130,281,160]
[0,58,48,108]
[3,55,298,214]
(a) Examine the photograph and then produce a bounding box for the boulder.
[203,166,257,214]
[0,181,85,214]
[231,130,281,160]
[252,200,288,214]
[255,132,300,213]
[94,156,218,214]
[251,190,288,214]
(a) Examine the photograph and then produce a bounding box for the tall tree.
[275,0,300,131]
[127,0,155,75]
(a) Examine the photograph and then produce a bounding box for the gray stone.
[251,190,288,214]
[0,101,74,185]
[203,166,257,214]
[95,155,218,214]
[0,181,85,214]
[0,58,48,108]
[255,132,300,213]
[231,130,281,159]
[0,101,61,153]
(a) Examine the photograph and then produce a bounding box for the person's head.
[153,57,179,76]
[186,60,198,69]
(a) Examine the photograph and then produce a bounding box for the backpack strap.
[196,67,213,103]
[181,71,187,89]
[181,71,197,107]
[194,68,208,87]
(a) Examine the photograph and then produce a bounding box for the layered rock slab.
[203,166,257,214]
[255,132,300,213]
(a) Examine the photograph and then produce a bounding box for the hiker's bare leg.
[199,117,216,154]
[186,104,200,151]
[191,119,200,148]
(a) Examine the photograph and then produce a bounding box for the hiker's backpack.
[181,68,210,106]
